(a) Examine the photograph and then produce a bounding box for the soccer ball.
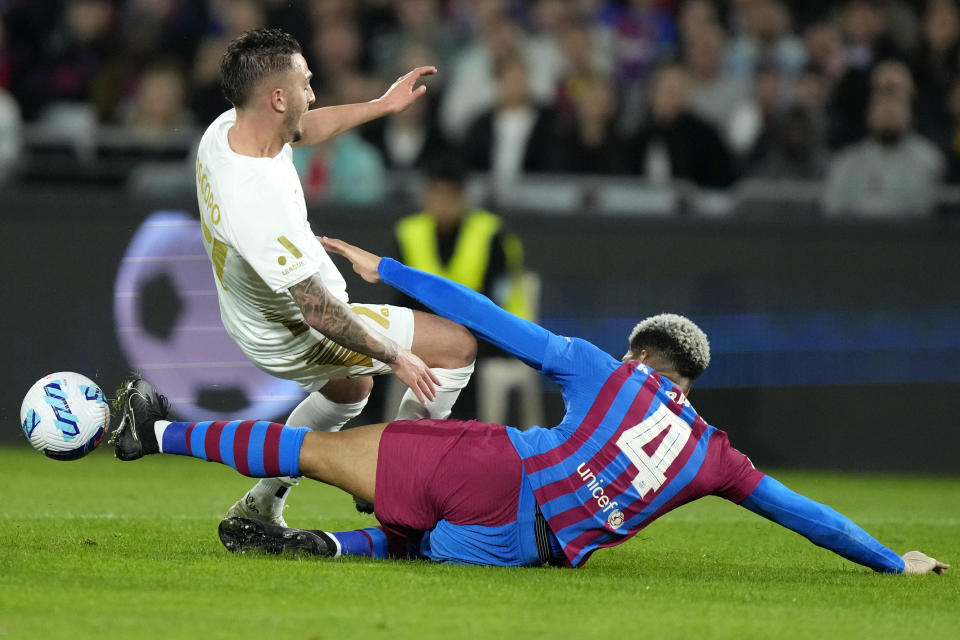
[20,372,111,461]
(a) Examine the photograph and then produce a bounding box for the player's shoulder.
[198,109,235,151]
[544,333,621,374]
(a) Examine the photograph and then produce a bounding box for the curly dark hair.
[628,314,711,380]
[219,28,302,108]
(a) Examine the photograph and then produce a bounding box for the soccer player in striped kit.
[111,238,948,575]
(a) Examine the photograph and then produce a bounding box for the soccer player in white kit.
[194,28,477,525]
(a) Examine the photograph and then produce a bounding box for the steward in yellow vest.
[394,161,532,320]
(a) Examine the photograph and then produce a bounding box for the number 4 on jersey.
[616,404,692,497]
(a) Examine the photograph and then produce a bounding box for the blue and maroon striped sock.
[156,420,308,477]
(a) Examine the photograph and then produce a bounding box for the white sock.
[246,392,368,513]
[287,392,368,432]
[154,420,171,452]
[396,362,475,420]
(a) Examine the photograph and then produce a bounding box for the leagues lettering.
[281,260,305,276]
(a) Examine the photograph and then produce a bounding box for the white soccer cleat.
[225,491,289,528]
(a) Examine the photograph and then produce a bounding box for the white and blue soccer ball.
[20,372,111,461]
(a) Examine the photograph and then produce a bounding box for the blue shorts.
[420,473,562,566]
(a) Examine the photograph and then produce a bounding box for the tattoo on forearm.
[289,276,399,363]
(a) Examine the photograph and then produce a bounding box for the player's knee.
[443,323,477,368]
[320,376,374,404]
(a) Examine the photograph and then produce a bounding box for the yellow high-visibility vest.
[396,210,533,319]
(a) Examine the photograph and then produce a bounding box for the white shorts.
[248,303,415,393]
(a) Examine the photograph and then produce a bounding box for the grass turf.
[0,446,956,639]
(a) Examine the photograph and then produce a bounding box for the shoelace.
[156,393,170,418]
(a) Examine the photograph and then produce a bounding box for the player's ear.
[270,87,286,113]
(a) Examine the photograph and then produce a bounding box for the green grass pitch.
[1,446,956,640]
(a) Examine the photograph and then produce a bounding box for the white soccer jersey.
[194,109,350,367]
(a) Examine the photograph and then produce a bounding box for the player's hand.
[375,66,437,114]
[319,236,382,283]
[901,550,949,575]
[387,347,441,406]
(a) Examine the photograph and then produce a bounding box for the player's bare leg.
[296,424,388,502]
[228,376,374,525]
[395,310,477,421]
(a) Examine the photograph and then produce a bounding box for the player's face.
[285,53,316,143]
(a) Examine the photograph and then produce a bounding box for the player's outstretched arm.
[740,475,949,575]
[320,237,554,370]
[292,66,437,147]
[288,273,440,405]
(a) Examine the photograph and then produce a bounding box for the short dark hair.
[628,314,711,380]
[426,154,468,186]
[220,28,302,108]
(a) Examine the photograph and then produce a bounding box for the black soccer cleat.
[108,376,169,461]
[218,517,335,557]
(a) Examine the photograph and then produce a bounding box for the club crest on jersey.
[607,509,625,530]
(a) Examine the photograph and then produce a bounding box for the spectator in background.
[755,57,832,176]
[439,12,560,142]
[369,0,462,79]
[829,0,901,148]
[601,0,677,85]
[728,64,783,168]
[122,62,194,141]
[0,14,11,92]
[805,20,848,85]
[361,42,451,170]
[309,14,366,94]
[551,72,631,174]
[822,89,944,218]
[306,0,358,27]
[727,0,806,84]
[0,84,22,186]
[631,63,736,188]
[292,108,388,205]
[262,0,314,52]
[0,3,20,184]
[676,0,721,41]
[114,0,206,65]
[22,0,116,117]
[526,0,588,89]
[552,17,614,123]
[191,0,267,123]
[943,78,960,183]
[751,105,829,179]
[871,58,915,100]
[913,0,960,144]
[393,156,531,329]
[90,0,207,123]
[599,0,677,133]
[461,55,558,183]
[683,21,747,141]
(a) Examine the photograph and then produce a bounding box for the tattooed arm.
[288,274,439,404]
[289,274,399,364]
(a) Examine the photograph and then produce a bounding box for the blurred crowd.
[2,0,960,217]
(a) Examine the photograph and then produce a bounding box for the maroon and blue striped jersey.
[505,336,762,567]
